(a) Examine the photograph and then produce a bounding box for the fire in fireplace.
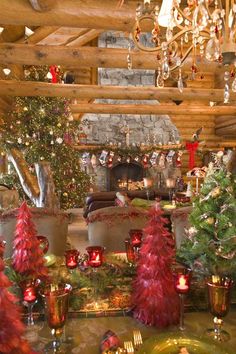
[108,162,144,191]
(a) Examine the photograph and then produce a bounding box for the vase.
[206,275,233,341]
[40,283,72,353]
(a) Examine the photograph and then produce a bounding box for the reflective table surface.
[30,309,236,353]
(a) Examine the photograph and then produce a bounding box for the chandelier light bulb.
[0,27,4,34]
[158,0,174,27]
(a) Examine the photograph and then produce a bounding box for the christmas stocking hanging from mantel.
[185,141,199,170]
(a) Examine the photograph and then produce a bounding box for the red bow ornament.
[185,141,199,170]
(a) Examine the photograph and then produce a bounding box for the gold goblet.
[41,283,72,353]
[206,275,233,342]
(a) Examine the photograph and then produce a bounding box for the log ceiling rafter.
[66,29,104,47]
[0,81,233,102]
[28,0,55,12]
[0,43,158,69]
[70,103,236,116]
[0,0,136,32]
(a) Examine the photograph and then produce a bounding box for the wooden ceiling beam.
[0,80,232,102]
[70,103,236,115]
[66,29,104,47]
[17,26,60,44]
[0,43,158,69]
[0,25,25,43]
[28,0,55,12]
[0,0,135,32]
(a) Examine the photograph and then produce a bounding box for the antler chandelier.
[132,0,236,101]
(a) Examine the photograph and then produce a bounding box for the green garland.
[78,144,184,157]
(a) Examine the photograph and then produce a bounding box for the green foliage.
[0,66,90,209]
[177,165,236,277]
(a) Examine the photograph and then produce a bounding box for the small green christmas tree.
[0,66,90,209]
[177,152,236,277]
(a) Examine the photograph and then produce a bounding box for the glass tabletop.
[29,310,236,353]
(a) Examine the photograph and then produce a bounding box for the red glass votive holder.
[125,238,135,263]
[65,249,79,270]
[129,229,143,248]
[173,265,192,294]
[37,235,49,255]
[23,286,37,303]
[0,239,6,258]
[86,246,104,268]
[172,263,191,331]
[20,279,40,303]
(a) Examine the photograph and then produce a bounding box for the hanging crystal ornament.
[191,31,198,80]
[156,67,164,88]
[224,70,230,104]
[232,77,236,92]
[177,68,184,93]
[127,40,132,70]
[192,0,209,31]
[232,65,236,92]
[184,32,189,43]
[166,27,173,41]
[198,36,205,57]
[152,5,160,46]
[161,42,170,80]
[205,26,220,61]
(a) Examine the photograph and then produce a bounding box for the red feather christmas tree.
[132,203,180,327]
[12,201,48,281]
[0,257,37,354]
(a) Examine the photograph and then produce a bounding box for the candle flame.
[179,276,186,287]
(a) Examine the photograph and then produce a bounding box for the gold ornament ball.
[23,106,28,111]
[63,192,68,197]
[57,123,62,127]
[206,217,215,225]
[211,187,221,198]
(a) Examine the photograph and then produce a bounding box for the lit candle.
[129,229,143,248]
[177,276,188,291]
[65,249,79,270]
[174,272,191,294]
[86,246,104,268]
[90,252,102,267]
[23,287,36,303]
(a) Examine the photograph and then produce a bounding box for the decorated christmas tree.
[132,204,179,327]
[12,201,48,281]
[0,257,36,354]
[0,65,90,209]
[177,152,236,276]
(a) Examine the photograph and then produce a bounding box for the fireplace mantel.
[74,143,183,152]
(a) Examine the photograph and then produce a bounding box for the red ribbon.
[185,141,199,169]
[49,65,58,83]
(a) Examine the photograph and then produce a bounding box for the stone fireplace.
[79,32,181,192]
